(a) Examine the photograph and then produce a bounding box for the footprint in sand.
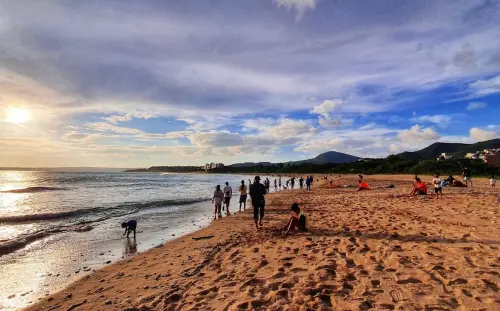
[390,289,404,302]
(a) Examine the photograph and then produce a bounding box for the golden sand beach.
[25,175,500,311]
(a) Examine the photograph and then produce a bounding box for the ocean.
[0,171,271,310]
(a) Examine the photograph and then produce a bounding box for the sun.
[6,106,30,124]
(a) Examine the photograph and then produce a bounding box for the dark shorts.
[434,187,442,193]
[239,194,247,203]
[416,190,427,195]
[224,197,231,205]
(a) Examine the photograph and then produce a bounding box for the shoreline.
[22,174,500,311]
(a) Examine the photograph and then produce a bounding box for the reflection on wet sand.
[124,237,137,255]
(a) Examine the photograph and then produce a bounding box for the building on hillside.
[484,154,500,167]
[465,152,479,160]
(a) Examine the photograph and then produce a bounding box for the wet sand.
[24,175,500,311]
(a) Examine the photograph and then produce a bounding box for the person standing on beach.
[223,182,232,216]
[265,178,270,193]
[433,173,443,199]
[274,179,277,191]
[299,177,304,190]
[238,180,248,212]
[249,176,267,230]
[212,185,224,219]
[462,167,472,188]
[279,176,282,189]
[291,177,295,190]
[306,176,312,191]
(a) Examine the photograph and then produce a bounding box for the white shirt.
[433,177,442,188]
[223,185,232,198]
[490,178,496,185]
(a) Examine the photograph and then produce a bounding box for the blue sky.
[0,0,499,167]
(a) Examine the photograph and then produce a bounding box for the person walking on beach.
[462,167,472,187]
[433,173,443,199]
[306,176,312,191]
[291,177,295,190]
[278,176,282,189]
[249,176,267,230]
[274,179,277,191]
[490,175,496,188]
[265,178,270,193]
[238,180,248,212]
[223,182,232,216]
[299,177,304,190]
[212,185,224,219]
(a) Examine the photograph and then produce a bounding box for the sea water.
[0,171,269,310]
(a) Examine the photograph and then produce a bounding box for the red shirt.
[417,182,427,193]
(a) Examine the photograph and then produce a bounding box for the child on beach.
[212,185,224,219]
[490,175,496,188]
[283,203,308,236]
[433,173,443,199]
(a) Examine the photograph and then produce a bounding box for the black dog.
[121,220,137,238]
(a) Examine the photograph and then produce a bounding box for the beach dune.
[25,175,500,310]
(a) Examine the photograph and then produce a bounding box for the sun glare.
[6,106,30,124]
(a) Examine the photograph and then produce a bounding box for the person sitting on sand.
[121,220,137,238]
[249,176,267,230]
[283,203,308,236]
[357,176,370,191]
[490,175,496,188]
[212,185,224,219]
[409,177,427,196]
[446,175,455,186]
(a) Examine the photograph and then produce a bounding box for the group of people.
[408,168,496,199]
[212,175,309,233]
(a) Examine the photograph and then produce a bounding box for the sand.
[24,174,500,311]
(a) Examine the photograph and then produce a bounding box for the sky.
[0,0,499,168]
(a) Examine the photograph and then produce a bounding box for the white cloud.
[466,102,487,110]
[318,116,352,128]
[260,118,317,139]
[469,127,497,141]
[105,111,156,124]
[410,114,452,125]
[189,131,244,147]
[469,75,500,96]
[86,122,143,134]
[274,0,316,19]
[310,99,343,115]
[398,125,440,142]
[242,118,278,130]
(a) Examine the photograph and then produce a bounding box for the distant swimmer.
[238,180,248,212]
[223,182,233,216]
[121,220,137,238]
[249,176,267,230]
[212,185,224,219]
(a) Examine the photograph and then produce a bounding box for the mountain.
[294,151,360,164]
[231,151,359,167]
[397,139,500,160]
[231,162,273,168]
